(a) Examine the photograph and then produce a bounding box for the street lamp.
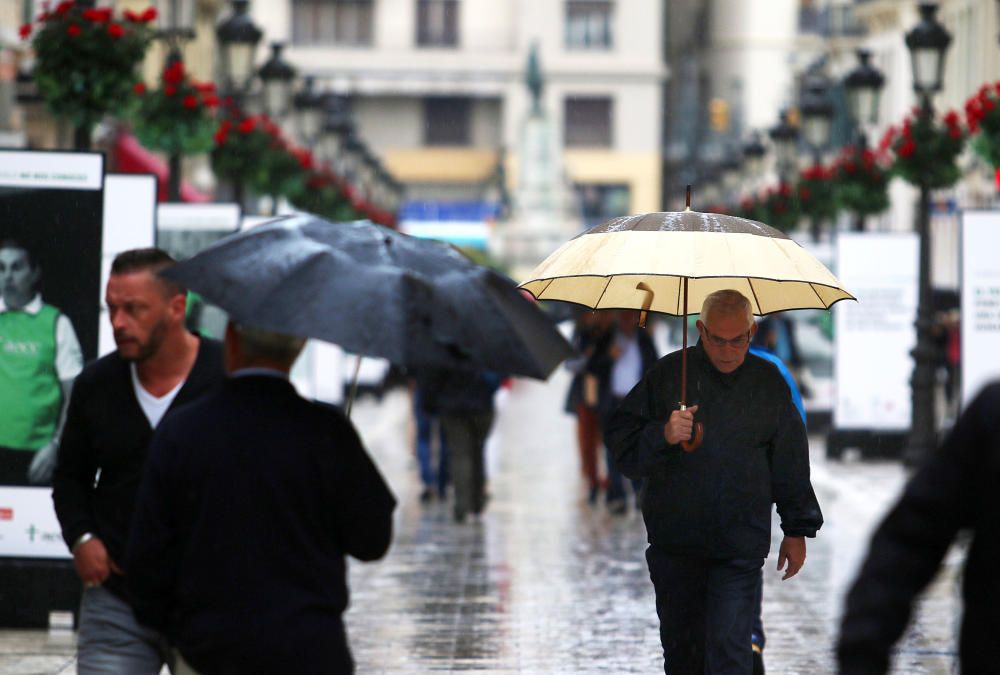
[742,131,767,189]
[216,0,263,98]
[843,48,886,232]
[293,76,325,143]
[769,109,799,183]
[800,78,833,241]
[318,94,355,172]
[155,0,196,202]
[258,42,297,120]
[904,2,952,468]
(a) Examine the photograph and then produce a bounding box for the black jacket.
[52,337,224,599]
[838,382,1000,674]
[126,375,396,675]
[605,341,822,559]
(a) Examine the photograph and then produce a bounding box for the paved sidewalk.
[0,369,960,673]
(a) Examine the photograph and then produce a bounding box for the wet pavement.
[0,369,960,673]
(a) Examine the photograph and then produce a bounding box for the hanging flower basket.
[965,83,1000,169]
[128,60,219,155]
[212,113,308,199]
[883,108,966,189]
[797,163,839,223]
[831,144,891,217]
[756,182,800,232]
[22,1,156,130]
[289,169,359,222]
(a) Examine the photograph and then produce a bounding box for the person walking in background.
[590,310,658,514]
[606,290,822,674]
[127,321,396,675]
[0,238,83,486]
[52,248,225,674]
[837,380,1000,674]
[413,380,450,503]
[564,310,614,504]
[420,368,501,523]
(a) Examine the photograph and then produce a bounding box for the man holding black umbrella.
[605,289,823,674]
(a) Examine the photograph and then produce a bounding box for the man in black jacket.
[606,289,823,674]
[52,248,225,674]
[837,381,1000,674]
[127,321,396,674]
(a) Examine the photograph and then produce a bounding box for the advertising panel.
[961,210,1000,407]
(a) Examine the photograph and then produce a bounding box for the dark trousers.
[415,398,449,496]
[603,397,642,504]
[441,412,494,520]
[646,546,764,674]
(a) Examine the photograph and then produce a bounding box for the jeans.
[646,546,764,674]
[415,397,449,496]
[77,586,169,675]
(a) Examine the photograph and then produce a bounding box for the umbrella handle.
[678,403,703,453]
[636,282,654,327]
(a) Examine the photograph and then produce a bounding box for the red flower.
[237,118,256,134]
[82,7,112,22]
[948,125,963,140]
[944,110,960,127]
[163,61,185,85]
[183,95,198,109]
[201,94,220,108]
[133,82,146,95]
[140,7,157,22]
[55,1,74,16]
[214,128,229,145]
[164,84,177,97]
[18,23,31,39]
[107,22,124,38]
[194,82,216,94]
[66,24,81,37]
[798,187,811,201]
[124,9,140,22]
[898,140,916,158]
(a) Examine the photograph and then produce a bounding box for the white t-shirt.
[130,364,185,429]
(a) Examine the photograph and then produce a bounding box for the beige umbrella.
[518,200,854,450]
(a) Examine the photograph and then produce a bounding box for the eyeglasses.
[701,325,751,349]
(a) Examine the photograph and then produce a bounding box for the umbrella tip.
[685,185,692,211]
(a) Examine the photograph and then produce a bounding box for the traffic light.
[709,97,730,132]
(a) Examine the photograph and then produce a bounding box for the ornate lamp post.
[800,79,834,240]
[155,0,196,201]
[318,94,355,172]
[843,48,886,232]
[904,2,952,467]
[258,42,297,120]
[293,75,325,144]
[769,109,799,184]
[215,0,263,104]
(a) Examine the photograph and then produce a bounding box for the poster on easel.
[0,150,104,558]
[961,210,1000,408]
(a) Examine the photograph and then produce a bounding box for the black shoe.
[752,647,765,675]
[419,487,434,503]
[587,486,599,505]
[607,498,627,515]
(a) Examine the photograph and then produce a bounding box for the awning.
[112,131,211,203]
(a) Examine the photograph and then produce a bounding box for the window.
[564,97,612,147]
[423,97,471,146]
[565,1,613,49]
[291,0,373,46]
[417,0,459,47]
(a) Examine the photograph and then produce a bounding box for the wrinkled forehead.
[106,269,168,300]
[703,308,753,332]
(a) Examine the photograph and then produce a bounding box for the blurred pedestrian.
[0,238,83,486]
[413,380,449,503]
[126,321,396,674]
[564,310,614,504]
[420,368,501,523]
[606,289,822,674]
[52,248,225,674]
[590,310,657,514]
[837,380,1000,674]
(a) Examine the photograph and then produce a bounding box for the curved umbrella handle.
[636,282,654,327]
[680,422,704,453]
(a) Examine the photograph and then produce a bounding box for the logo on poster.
[0,508,12,520]
[25,523,62,545]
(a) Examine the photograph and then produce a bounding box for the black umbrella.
[164,215,575,383]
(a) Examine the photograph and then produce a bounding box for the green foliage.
[24,2,155,130]
[211,115,308,199]
[797,163,839,223]
[128,60,218,156]
[288,171,360,222]
[831,145,891,217]
[756,182,800,232]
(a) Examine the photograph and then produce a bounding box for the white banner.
[0,150,103,190]
[961,210,1000,407]
[0,488,71,559]
[834,233,918,430]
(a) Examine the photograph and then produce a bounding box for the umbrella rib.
[808,282,827,309]
[592,276,614,310]
[746,278,764,315]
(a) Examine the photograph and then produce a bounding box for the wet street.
[0,369,961,674]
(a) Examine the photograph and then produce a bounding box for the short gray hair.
[701,290,753,328]
[232,324,306,365]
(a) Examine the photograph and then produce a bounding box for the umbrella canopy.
[164,215,574,380]
[519,210,854,315]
